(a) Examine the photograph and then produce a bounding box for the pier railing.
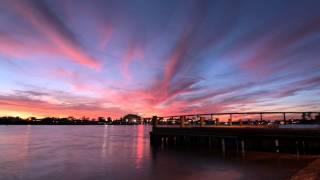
[151,112,320,128]
[150,112,320,154]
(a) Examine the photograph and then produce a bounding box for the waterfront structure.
[150,112,320,154]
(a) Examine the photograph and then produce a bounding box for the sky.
[0,0,320,119]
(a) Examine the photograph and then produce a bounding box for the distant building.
[123,114,142,124]
[98,117,107,125]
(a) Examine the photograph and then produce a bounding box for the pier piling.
[150,111,320,154]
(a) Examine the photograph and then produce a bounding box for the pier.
[150,112,320,154]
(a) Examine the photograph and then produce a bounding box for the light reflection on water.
[0,125,316,180]
[136,125,145,169]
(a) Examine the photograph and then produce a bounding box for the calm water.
[0,125,316,180]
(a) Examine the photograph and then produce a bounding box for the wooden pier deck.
[149,112,320,154]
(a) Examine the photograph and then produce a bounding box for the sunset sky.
[0,0,320,118]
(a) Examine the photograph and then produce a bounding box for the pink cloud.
[100,26,114,49]
[241,17,320,76]
[0,92,125,118]
[9,0,101,70]
[119,40,145,80]
[0,32,59,59]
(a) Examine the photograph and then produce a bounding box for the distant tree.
[107,117,112,124]
[82,116,89,121]
[68,116,75,121]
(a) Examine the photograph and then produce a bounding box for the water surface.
[0,125,316,180]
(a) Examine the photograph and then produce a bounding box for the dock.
[149,112,320,154]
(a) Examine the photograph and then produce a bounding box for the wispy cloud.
[7,0,101,69]
[0,0,319,118]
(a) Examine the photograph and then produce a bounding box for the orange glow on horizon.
[0,110,41,119]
